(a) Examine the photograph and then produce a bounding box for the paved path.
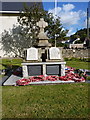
[3,75,22,86]
[0,76,9,86]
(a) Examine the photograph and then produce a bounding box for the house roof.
[0,2,43,14]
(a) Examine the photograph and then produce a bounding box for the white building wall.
[69,44,84,49]
[0,15,18,57]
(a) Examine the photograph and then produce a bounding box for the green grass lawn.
[1,58,23,70]
[2,83,89,119]
[1,59,90,118]
[66,61,90,70]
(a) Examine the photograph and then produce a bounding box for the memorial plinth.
[22,18,66,78]
[22,62,66,77]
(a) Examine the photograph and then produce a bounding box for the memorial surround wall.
[62,48,90,58]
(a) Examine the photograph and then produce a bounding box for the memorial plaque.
[49,47,61,60]
[26,47,38,60]
[28,65,42,76]
[46,65,61,75]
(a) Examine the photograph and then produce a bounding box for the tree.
[70,28,90,43]
[18,3,68,45]
[17,3,47,46]
[44,14,68,46]
[1,3,68,57]
[1,25,33,58]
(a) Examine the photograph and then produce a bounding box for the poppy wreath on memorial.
[16,78,31,86]
[29,75,45,82]
[45,75,59,81]
[16,67,86,86]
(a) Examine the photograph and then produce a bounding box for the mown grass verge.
[66,61,90,70]
[1,58,23,70]
[2,83,89,119]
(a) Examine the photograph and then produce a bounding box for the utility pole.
[55,0,57,47]
[87,7,89,38]
[87,1,90,39]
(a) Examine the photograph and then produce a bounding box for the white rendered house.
[0,1,42,57]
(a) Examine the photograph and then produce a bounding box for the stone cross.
[36,18,48,33]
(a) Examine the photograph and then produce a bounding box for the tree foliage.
[44,14,68,45]
[1,25,32,57]
[70,28,90,43]
[1,3,68,57]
